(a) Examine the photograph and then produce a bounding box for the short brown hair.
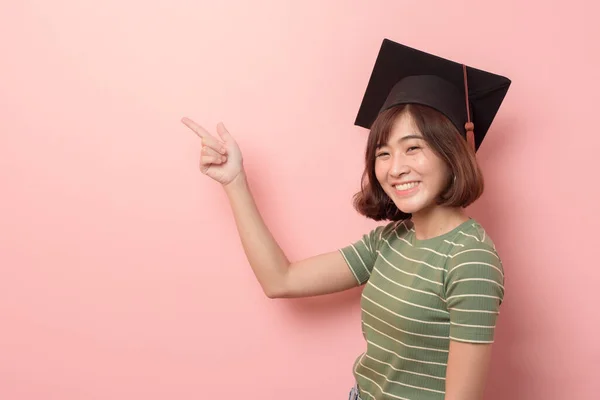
[353,104,484,221]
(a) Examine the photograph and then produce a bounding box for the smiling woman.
[355,104,484,221]
[181,38,511,400]
[355,104,484,223]
[341,104,503,400]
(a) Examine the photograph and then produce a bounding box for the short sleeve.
[339,224,389,285]
[444,246,505,343]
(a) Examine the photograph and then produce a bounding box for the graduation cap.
[355,39,511,151]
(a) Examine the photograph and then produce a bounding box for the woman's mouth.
[393,181,420,195]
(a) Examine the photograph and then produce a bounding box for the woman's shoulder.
[445,219,504,282]
[447,219,500,258]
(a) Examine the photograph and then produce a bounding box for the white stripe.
[451,321,496,329]
[451,248,499,260]
[394,236,495,260]
[361,320,447,354]
[362,307,451,341]
[353,371,412,400]
[459,231,481,241]
[339,250,360,283]
[448,261,504,278]
[393,228,499,260]
[399,220,416,233]
[396,234,413,247]
[363,321,448,352]
[382,238,444,270]
[482,230,486,242]
[378,252,443,286]
[361,237,372,254]
[363,296,450,328]
[450,336,494,344]
[359,358,446,394]
[449,307,499,314]
[352,355,378,400]
[373,268,447,301]
[446,294,502,301]
[358,386,376,400]
[369,283,450,314]
[350,244,371,276]
[354,354,378,400]
[367,340,448,366]
[363,318,448,344]
[364,354,446,380]
[448,278,505,291]
[394,230,449,256]
[444,240,464,247]
[384,223,400,241]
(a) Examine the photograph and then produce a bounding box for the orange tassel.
[465,122,475,151]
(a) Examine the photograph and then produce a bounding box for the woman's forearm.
[223,171,290,297]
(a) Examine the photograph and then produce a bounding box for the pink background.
[1,1,598,399]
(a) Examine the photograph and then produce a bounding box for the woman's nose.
[389,156,409,178]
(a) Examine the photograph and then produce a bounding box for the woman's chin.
[390,197,429,215]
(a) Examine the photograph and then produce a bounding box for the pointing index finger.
[181,117,226,154]
[181,117,211,139]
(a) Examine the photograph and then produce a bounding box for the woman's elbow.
[262,281,288,299]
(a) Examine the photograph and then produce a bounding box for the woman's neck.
[411,206,469,240]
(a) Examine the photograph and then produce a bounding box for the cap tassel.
[463,65,475,152]
[465,122,475,150]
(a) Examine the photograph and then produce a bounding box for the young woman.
[181,39,511,400]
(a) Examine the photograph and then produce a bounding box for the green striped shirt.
[339,218,505,400]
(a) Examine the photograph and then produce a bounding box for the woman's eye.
[376,152,389,158]
[407,146,420,153]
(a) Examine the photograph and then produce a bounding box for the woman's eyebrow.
[398,134,424,142]
[377,134,424,148]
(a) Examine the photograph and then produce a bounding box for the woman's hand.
[180,117,357,299]
[181,117,243,186]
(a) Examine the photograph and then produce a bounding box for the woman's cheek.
[374,160,387,182]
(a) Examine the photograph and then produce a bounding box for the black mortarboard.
[355,39,511,151]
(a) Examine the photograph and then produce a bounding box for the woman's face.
[374,112,451,216]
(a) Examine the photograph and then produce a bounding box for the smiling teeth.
[395,182,418,191]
